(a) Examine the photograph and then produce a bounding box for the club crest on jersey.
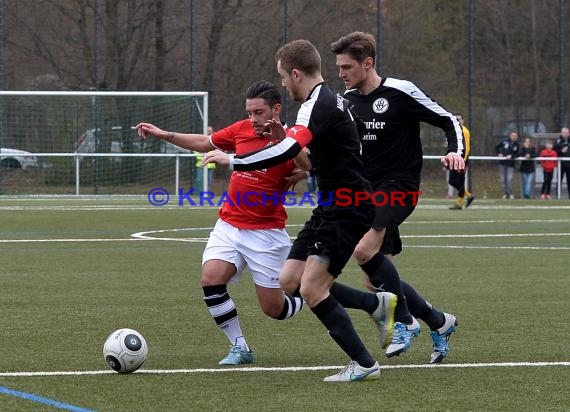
[372,98,389,114]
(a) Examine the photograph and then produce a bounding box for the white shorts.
[202,219,291,288]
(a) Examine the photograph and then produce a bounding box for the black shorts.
[371,175,419,229]
[288,201,375,277]
[380,225,403,256]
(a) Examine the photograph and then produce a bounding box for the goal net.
[0,91,208,195]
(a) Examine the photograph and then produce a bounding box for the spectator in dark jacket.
[518,137,537,199]
[496,131,521,199]
[554,127,570,198]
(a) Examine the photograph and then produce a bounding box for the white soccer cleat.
[323,360,381,382]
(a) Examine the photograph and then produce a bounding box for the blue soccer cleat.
[385,317,421,357]
[218,345,253,366]
[430,313,458,364]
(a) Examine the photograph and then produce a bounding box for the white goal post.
[0,91,209,195]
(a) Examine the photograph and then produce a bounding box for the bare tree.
[1,0,566,155]
[7,0,186,90]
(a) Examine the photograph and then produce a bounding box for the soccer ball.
[103,328,148,373]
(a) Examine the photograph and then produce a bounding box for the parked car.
[74,126,188,155]
[0,148,40,169]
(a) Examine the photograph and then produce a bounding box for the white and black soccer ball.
[103,328,148,373]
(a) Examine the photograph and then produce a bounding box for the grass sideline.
[0,197,569,411]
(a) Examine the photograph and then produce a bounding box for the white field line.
[1,230,570,246]
[1,362,569,377]
[0,205,196,211]
[2,239,570,250]
[403,233,570,238]
[405,245,570,250]
[403,218,570,225]
[1,204,570,211]
[0,238,143,243]
[419,205,570,210]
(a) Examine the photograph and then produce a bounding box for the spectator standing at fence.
[496,131,520,199]
[539,140,558,200]
[519,137,537,199]
[554,127,570,198]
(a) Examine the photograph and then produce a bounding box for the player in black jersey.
[330,31,464,363]
[203,39,406,382]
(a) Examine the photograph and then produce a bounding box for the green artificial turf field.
[1,197,569,411]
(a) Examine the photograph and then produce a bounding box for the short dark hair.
[330,31,376,64]
[245,80,281,107]
[275,39,321,75]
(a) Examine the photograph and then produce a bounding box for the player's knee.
[260,301,283,319]
[299,284,324,308]
[353,244,376,264]
[200,272,226,287]
[279,275,298,294]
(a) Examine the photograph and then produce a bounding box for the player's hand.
[441,152,465,172]
[135,122,165,140]
[262,119,286,140]
[284,169,308,191]
[201,149,230,166]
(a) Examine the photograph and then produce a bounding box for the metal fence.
[1,153,568,200]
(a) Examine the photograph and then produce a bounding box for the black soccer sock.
[277,291,304,320]
[401,280,445,330]
[202,284,237,327]
[329,282,378,314]
[311,295,375,368]
[360,252,413,324]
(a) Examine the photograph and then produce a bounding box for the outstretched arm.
[202,119,313,171]
[136,122,214,153]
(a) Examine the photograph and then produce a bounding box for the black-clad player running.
[330,31,464,363]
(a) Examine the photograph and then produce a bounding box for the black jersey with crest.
[345,77,463,184]
[233,82,370,192]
